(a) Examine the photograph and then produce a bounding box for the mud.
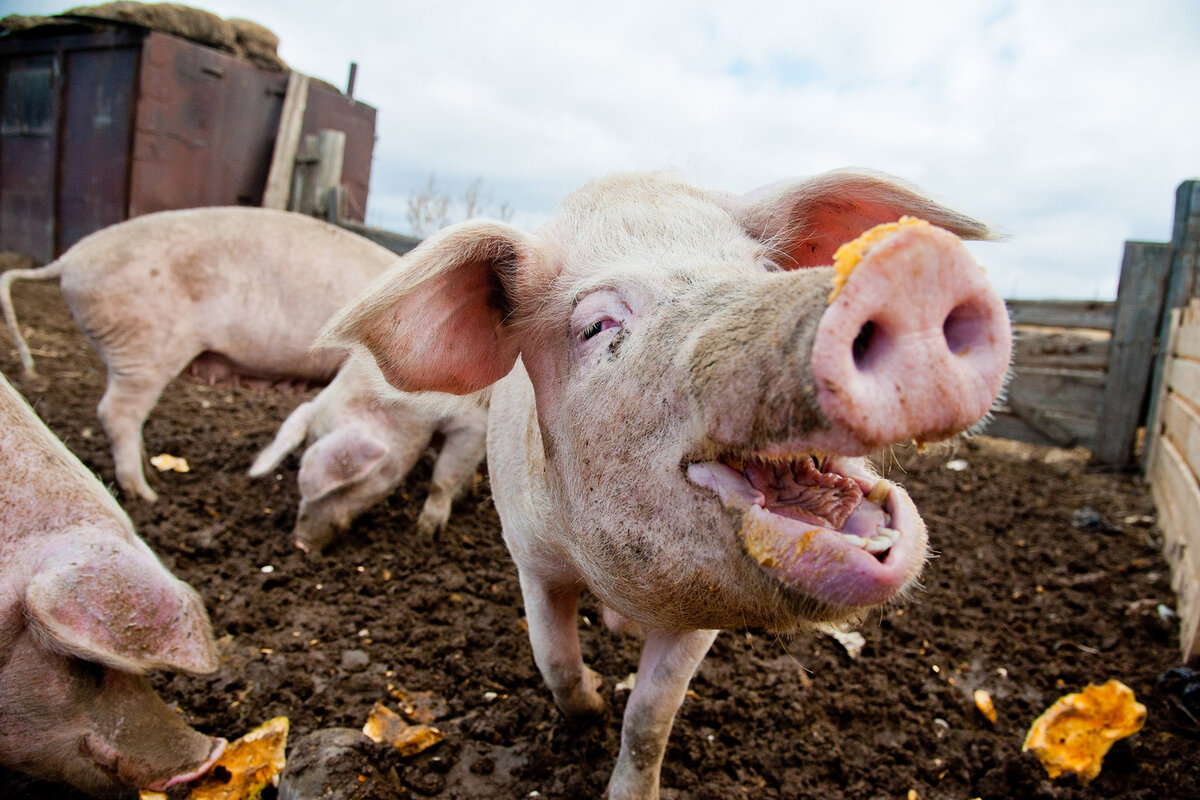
[1,263,1196,799]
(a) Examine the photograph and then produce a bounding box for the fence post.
[1143,180,1200,472]
[1092,241,1171,466]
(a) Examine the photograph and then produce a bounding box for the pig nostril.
[851,320,881,369]
[943,303,987,356]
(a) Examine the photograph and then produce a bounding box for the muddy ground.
[1,264,1197,799]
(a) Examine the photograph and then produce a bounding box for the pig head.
[0,373,224,797]
[322,170,1012,799]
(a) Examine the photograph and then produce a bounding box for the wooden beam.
[1092,240,1172,466]
[1006,299,1116,331]
[262,71,310,210]
[1147,434,1200,660]
[1144,180,1200,467]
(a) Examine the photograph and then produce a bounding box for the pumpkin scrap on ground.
[362,701,443,756]
[141,716,289,800]
[150,453,190,473]
[1022,680,1146,782]
[974,688,997,723]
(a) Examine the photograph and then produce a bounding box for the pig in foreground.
[0,371,224,796]
[0,208,398,502]
[322,171,1013,799]
[248,351,489,553]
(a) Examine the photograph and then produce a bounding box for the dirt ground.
[1,265,1197,800]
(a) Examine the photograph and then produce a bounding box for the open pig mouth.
[687,451,925,609]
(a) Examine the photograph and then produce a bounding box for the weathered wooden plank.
[1145,308,1183,472]
[1012,329,1109,371]
[1007,366,1106,415]
[1093,240,1172,466]
[977,407,1097,450]
[1005,299,1116,331]
[1176,302,1200,360]
[1167,356,1200,408]
[1144,180,1200,461]
[1161,392,1200,498]
[1147,435,1200,660]
[262,71,310,211]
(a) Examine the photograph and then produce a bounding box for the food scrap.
[362,702,443,757]
[974,689,997,723]
[829,216,930,304]
[1022,680,1146,782]
[141,717,288,800]
[150,453,190,473]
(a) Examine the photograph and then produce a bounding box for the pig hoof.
[559,666,607,720]
[414,511,448,543]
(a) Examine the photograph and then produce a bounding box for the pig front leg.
[608,628,717,800]
[517,570,607,718]
[415,417,487,542]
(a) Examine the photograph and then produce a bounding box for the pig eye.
[580,318,619,341]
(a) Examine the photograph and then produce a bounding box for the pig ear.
[735,169,997,268]
[298,425,388,501]
[24,537,219,676]
[320,220,536,395]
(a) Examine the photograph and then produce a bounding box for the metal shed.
[0,16,377,263]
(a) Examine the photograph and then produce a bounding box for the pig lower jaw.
[686,461,924,608]
[142,737,227,791]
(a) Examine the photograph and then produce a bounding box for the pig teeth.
[866,479,892,506]
[863,526,900,554]
[841,534,867,548]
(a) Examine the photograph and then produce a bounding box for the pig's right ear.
[321,220,537,395]
[24,537,219,676]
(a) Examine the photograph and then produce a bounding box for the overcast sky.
[19,0,1200,298]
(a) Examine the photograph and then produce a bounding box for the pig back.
[57,208,399,381]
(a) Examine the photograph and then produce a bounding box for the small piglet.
[249,352,489,553]
[0,371,224,796]
[323,170,1013,799]
[0,208,399,502]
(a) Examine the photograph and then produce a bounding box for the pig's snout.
[810,224,1011,450]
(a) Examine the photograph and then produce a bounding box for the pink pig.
[0,208,399,502]
[322,170,1013,799]
[249,352,489,553]
[0,371,224,795]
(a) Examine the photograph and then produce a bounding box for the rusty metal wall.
[302,80,375,223]
[128,31,288,217]
[0,28,143,262]
[1,24,378,261]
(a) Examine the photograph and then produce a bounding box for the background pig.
[248,351,489,553]
[0,208,398,502]
[0,371,224,796]
[324,170,1013,800]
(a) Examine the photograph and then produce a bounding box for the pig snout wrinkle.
[810,224,1012,450]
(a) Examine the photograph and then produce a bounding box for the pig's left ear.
[733,169,997,268]
[24,536,219,675]
[321,220,537,395]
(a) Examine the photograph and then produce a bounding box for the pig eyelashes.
[579,318,620,341]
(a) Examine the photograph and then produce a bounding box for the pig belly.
[184,350,340,392]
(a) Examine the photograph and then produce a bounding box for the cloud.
[19,0,1200,297]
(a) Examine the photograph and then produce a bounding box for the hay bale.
[1,14,57,32]
[229,17,286,71]
[65,2,238,52]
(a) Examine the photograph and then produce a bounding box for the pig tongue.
[688,459,909,607]
[741,456,864,529]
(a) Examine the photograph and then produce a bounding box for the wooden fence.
[1146,299,1200,660]
[976,179,1199,660]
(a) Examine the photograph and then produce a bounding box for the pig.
[0,370,225,796]
[0,207,400,502]
[321,170,1013,799]
[248,351,489,553]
